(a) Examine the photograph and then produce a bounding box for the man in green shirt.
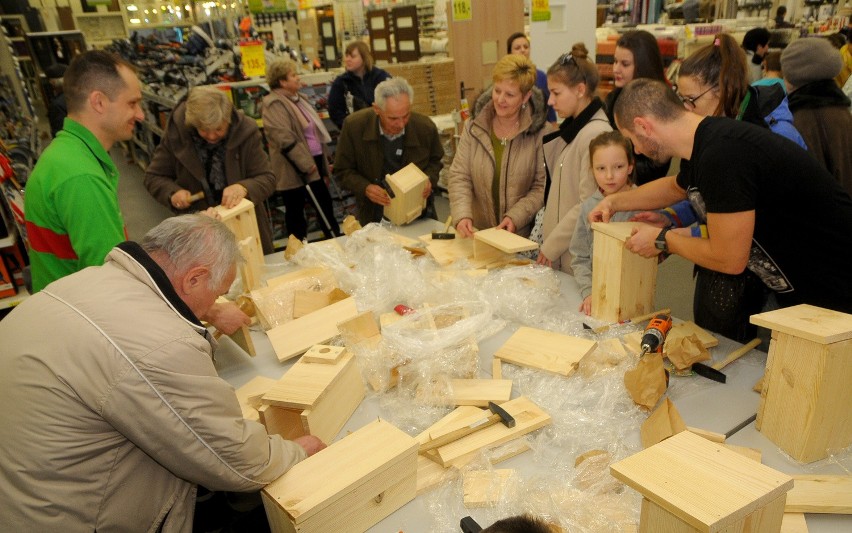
[25,50,143,292]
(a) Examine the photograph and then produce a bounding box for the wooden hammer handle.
[188,191,205,202]
[419,413,500,453]
[712,338,761,371]
[593,307,671,334]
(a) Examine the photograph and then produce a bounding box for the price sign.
[452,0,472,22]
[240,41,266,78]
[531,0,551,22]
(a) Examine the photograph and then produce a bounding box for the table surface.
[212,218,849,533]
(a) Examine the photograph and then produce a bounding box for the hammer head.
[488,401,516,428]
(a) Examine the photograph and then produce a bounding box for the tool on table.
[419,401,516,453]
[459,516,482,533]
[690,338,762,384]
[639,313,673,358]
[188,191,205,203]
[394,304,416,316]
[594,307,672,334]
[431,215,455,240]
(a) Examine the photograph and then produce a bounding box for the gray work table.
[211,219,831,532]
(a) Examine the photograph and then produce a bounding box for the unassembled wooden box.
[214,198,264,291]
[590,222,658,323]
[262,419,417,533]
[750,304,852,463]
[611,431,793,532]
[259,346,365,444]
[383,163,428,226]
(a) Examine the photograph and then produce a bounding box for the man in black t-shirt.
[590,79,852,314]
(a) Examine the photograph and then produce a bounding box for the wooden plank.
[785,475,852,514]
[473,227,538,253]
[448,379,512,406]
[492,358,502,379]
[591,222,658,323]
[263,352,356,409]
[721,443,762,463]
[611,431,793,532]
[687,426,726,444]
[267,298,360,362]
[472,238,514,264]
[293,287,349,318]
[780,513,809,533]
[337,311,380,346]
[435,396,551,466]
[258,404,305,440]
[262,419,417,525]
[214,199,264,291]
[750,304,852,345]
[300,355,365,443]
[758,334,852,462]
[302,345,347,365]
[462,469,514,508]
[235,376,278,421]
[228,324,256,356]
[495,326,597,376]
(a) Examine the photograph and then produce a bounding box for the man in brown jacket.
[0,215,324,532]
[334,77,444,225]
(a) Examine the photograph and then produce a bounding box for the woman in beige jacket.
[449,54,547,238]
[262,59,340,240]
[537,44,612,274]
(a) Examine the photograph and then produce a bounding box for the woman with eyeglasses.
[605,30,672,185]
[448,54,547,238]
[536,43,611,273]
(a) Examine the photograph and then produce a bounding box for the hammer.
[419,401,516,453]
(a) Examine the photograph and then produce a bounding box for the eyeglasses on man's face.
[675,84,718,108]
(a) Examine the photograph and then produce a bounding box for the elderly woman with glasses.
[449,54,548,238]
[535,43,611,273]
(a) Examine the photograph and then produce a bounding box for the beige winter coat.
[0,243,305,532]
[540,107,611,273]
[448,88,548,236]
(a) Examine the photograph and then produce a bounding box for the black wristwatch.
[655,227,671,253]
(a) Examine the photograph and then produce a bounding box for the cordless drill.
[639,313,673,357]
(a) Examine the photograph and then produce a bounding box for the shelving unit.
[73,12,127,49]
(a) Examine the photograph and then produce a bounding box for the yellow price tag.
[531,0,551,22]
[240,42,266,78]
[452,0,472,22]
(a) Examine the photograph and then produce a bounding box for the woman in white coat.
[537,43,612,273]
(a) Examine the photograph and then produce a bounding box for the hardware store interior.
[1,0,852,531]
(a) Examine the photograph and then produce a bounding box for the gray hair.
[374,78,414,110]
[185,86,233,131]
[266,58,297,90]
[141,214,242,290]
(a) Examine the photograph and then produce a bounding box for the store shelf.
[0,286,29,310]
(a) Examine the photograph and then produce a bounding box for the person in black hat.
[44,63,68,138]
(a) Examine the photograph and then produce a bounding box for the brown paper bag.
[640,397,687,448]
[624,353,667,409]
[666,333,711,371]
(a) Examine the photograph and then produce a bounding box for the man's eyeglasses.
[675,84,718,108]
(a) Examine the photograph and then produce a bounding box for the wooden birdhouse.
[611,431,793,533]
[590,222,658,323]
[262,419,418,533]
[751,304,852,463]
[259,345,365,444]
[215,199,264,291]
[383,162,428,226]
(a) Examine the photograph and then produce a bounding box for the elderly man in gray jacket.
[0,214,324,532]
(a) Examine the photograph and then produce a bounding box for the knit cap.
[781,38,842,88]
